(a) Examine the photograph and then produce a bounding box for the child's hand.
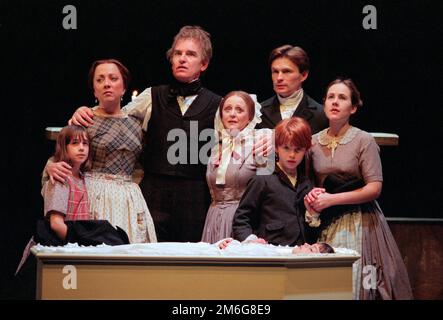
[304,187,326,204]
[49,212,68,240]
[304,199,321,227]
[47,161,72,184]
[218,238,234,249]
[304,198,320,215]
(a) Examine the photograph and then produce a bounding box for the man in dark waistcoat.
[127,26,222,242]
[256,45,328,133]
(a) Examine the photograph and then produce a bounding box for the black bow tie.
[169,79,203,98]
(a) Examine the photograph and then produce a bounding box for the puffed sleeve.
[41,181,69,217]
[122,87,152,131]
[232,176,266,241]
[358,132,383,183]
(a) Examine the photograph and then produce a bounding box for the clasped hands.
[304,187,334,214]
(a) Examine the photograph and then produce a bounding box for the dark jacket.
[256,92,328,134]
[232,164,312,246]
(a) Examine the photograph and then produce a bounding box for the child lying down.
[31,239,354,258]
[217,237,335,254]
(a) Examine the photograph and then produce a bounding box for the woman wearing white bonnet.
[201,91,273,243]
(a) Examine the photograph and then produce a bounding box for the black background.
[1,0,442,298]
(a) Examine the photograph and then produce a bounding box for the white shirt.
[122,88,199,130]
[122,87,153,131]
[177,95,197,115]
[277,88,304,120]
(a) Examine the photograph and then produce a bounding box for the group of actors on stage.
[38,26,413,299]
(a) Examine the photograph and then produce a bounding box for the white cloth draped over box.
[32,242,359,300]
[32,242,358,257]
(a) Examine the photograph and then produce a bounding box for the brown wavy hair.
[54,125,92,173]
[166,25,213,65]
[269,45,310,73]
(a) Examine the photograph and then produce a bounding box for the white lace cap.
[210,94,261,185]
[210,93,264,173]
[213,93,263,134]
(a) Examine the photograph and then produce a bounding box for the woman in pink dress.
[305,78,412,299]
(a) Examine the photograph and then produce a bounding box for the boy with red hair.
[233,117,315,246]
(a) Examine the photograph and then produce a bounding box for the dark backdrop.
[1,0,442,298]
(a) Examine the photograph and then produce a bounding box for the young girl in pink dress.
[41,125,92,240]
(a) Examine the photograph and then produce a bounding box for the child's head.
[293,242,335,254]
[274,117,312,174]
[54,125,92,172]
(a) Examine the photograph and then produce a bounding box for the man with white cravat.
[256,45,328,134]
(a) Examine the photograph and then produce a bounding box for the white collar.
[277,88,304,106]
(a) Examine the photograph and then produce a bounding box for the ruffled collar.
[316,126,359,158]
